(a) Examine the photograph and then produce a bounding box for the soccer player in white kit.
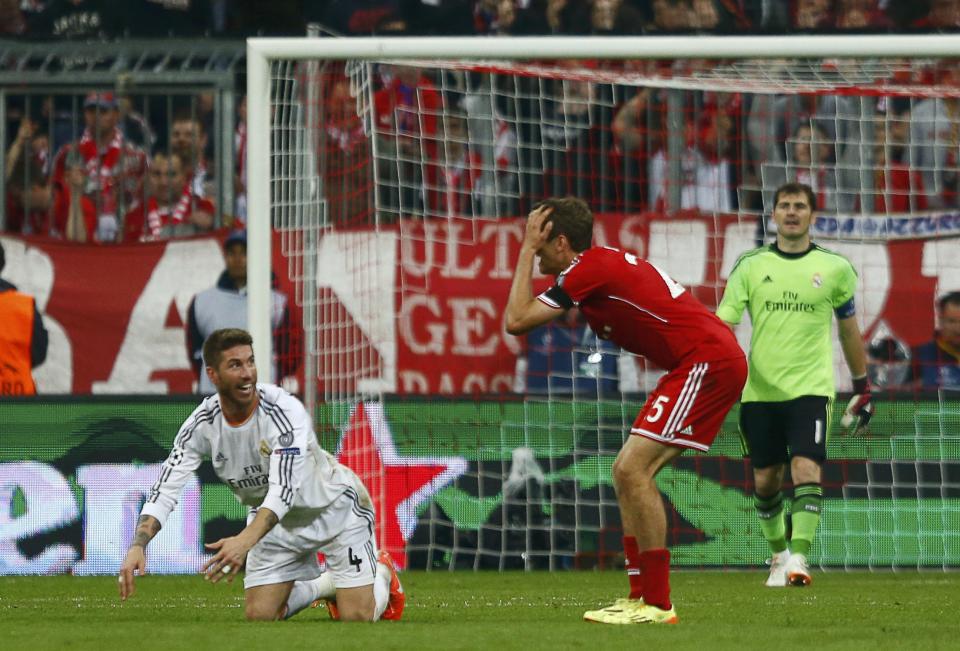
[118,328,405,622]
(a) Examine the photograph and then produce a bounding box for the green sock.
[754,491,788,554]
[790,483,823,556]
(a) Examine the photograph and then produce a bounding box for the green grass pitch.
[2,571,957,650]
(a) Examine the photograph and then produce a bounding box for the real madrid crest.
[812,272,823,288]
[259,439,271,457]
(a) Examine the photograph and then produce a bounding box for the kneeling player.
[118,328,405,622]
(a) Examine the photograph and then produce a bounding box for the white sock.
[373,561,392,620]
[283,574,336,620]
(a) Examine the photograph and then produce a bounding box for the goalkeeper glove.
[840,375,872,436]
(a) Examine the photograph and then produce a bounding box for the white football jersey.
[141,383,359,528]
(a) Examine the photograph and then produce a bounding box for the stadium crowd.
[1,1,959,390]
[7,60,958,240]
[2,1,960,241]
[4,90,229,241]
[3,2,960,238]
[1,1,959,38]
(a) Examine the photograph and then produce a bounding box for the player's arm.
[837,315,867,379]
[716,256,750,330]
[505,205,565,335]
[118,514,161,601]
[837,312,872,435]
[834,261,872,434]
[119,410,207,600]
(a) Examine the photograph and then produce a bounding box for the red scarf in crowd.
[138,186,214,239]
[77,127,125,214]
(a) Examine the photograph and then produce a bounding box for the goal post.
[245,33,960,381]
[247,41,272,385]
[246,35,960,571]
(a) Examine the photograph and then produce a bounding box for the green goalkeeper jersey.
[716,243,858,403]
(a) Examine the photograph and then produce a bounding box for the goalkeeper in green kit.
[717,182,872,587]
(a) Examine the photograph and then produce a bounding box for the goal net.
[248,37,960,571]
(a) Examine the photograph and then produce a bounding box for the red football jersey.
[538,247,742,371]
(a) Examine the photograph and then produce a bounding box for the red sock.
[639,548,672,610]
[622,536,643,600]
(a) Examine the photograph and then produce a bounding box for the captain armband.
[834,297,856,320]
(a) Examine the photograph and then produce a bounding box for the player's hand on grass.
[202,535,251,584]
[523,204,554,251]
[841,376,872,436]
[118,545,146,601]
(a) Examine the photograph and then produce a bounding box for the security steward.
[0,240,48,395]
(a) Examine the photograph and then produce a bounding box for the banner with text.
[3,212,959,395]
[1,397,956,574]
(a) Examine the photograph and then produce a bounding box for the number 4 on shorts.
[348,547,363,572]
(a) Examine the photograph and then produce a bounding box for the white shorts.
[244,484,378,590]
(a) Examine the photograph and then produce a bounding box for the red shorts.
[631,356,747,452]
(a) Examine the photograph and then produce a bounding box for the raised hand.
[522,204,554,251]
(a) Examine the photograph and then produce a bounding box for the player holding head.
[506,197,747,624]
[118,328,405,622]
[717,182,871,587]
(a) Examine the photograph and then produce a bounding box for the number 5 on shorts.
[646,395,670,422]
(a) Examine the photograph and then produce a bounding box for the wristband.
[852,375,870,394]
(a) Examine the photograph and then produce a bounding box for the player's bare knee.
[754,476,779,496]
[611,455,641,491]
[337,604,376,622]
[612,456,653,494]
[790,456,821,484]
[244,609,278,622]
[753,464,784,494]
[244,603,282,621]
[611,455,626,488]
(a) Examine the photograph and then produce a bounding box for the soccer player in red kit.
[506,197,747,625]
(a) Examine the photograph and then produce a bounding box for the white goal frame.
[245,33,960,396]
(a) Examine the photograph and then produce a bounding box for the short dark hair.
[773,182,818,212]
[938,291,960,313]
[202,328,253,370]
[534,196,594,252]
